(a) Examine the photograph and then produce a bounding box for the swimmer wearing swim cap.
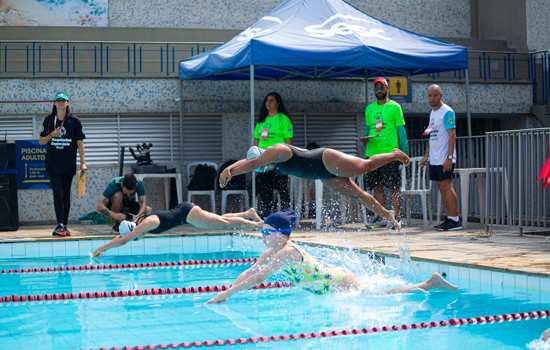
[220,143,409,230]
[209,209,457,303]
[92,202,263,257]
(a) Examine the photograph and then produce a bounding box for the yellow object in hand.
[77,170,87,198]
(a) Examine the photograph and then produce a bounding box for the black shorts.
[429,164,455,181]
[364,161,402,190]
[107,197,140,215]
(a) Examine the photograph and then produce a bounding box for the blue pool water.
[0,234,549,350]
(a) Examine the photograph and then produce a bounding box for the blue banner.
[15,140,49,189]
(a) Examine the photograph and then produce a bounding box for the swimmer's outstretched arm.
[219,144,292,188]
[92,216,159,257]
[208,248,291,303]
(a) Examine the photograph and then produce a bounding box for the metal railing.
[408,136,487,222]
[485,128,550,227]
[0,40,221,78]
[531,51,550,105]
[415,50,531,83]
[0,40,535,83]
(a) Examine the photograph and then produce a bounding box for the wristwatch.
[447,155,453,160]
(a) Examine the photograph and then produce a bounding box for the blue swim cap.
[263,210,296,236]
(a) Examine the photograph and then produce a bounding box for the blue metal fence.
[0,40,220,78]
[532,51,550,105]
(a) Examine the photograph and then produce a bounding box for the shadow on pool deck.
[1,220,549,276]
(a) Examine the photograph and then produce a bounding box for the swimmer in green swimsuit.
[208,210,457,303]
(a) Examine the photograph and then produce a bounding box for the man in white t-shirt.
[420,85,462,231]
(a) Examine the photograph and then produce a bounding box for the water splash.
[528,330,550,350]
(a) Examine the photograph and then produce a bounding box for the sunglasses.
[55,99,68,102]
[374,85,386,91]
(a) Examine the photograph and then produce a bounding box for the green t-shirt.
[364,100,405,157]
[102,176,145,200]
[254,112,293,149]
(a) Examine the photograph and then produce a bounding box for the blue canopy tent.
[179,0,470,205]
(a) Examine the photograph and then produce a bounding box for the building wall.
[526,0,550,51]
[3,78,531,115]
[109,0,470,38]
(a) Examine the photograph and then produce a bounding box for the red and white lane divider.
[0,258,257,275]
[84,310,549,350]
[0,281,292,304]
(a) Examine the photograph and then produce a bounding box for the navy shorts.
[429,164,455,181]
[364,161,402,190]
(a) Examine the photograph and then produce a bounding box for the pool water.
[0,235,548,350]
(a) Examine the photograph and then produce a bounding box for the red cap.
[373,77,388,87]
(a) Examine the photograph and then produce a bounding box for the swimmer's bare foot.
[393,149,410,166]
[246,208,262,222]
[425,272,458,291]
[386,210,400,231]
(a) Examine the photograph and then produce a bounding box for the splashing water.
[528,337,550,350]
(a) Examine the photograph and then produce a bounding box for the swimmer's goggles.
[260,227,292,236]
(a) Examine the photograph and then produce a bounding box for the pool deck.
[1,222,549,276]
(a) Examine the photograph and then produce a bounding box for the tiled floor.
[1,221,549,276]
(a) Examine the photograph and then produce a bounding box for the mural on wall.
[0,0,107,26]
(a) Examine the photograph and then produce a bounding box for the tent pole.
[250,65,256,208]
[179,80,184,166]
[465,68,473,167]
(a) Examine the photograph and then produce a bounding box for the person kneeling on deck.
[92,203,263,257]
[96,173,151,233]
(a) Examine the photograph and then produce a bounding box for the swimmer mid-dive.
[219,144,410,229]
[208,210,457,303]
[92,202,263,257]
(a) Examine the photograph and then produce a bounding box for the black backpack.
[217,160,246,190]
[188,164,218,190]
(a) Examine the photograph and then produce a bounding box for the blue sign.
[15,140,49,189]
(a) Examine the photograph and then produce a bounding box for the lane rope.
[0,258,257,275]
[0,281,292,304]
[83,310,549,350]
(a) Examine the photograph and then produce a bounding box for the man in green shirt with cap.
[362,77,409,227]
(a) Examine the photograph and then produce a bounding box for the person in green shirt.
[362,77,409,227]
[254,92,293,217]
[96,173,150,232]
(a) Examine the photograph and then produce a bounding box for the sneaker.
[433,220,447,230]
[435,218,463,231]
[52,224,68,237]
[62,225,71,236]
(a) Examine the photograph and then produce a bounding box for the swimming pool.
[0,234,548,349]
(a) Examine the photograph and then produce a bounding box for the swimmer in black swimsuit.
[92,202,263,257]
[219,144,410,228]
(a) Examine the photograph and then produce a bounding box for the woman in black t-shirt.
[39,92,87,237]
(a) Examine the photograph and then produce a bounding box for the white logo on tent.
[237,16,283,42]
[305,14,391,40]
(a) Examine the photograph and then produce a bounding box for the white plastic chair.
[401,157,432,227]
[186,161,218,212]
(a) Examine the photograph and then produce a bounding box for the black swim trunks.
[150,202,195,234]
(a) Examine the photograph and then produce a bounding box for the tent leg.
[465,68,473,167]
[250,65,256,208]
